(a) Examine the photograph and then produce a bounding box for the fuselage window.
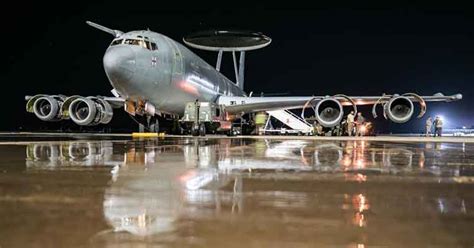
[111,39,123,46]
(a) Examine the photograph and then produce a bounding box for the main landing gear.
[191,123,206,136]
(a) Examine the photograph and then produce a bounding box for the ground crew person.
[255,112,267,135]
[347,111,355,136]
[425,116,432,137]
[434,116,443,137]
[313,122,323,136]
[355,112,366,137]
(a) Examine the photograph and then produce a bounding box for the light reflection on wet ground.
[1,137,474,247]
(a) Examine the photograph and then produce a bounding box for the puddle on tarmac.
[0,138,473,247]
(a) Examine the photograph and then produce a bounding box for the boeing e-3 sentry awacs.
[25,21,462,135]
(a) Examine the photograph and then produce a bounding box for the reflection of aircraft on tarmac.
[188,139,465,176]
[24,140,472,240]
[25,139,471,177]
[25,140,183,169]
[25,21,462,135]
[26,141,118,168]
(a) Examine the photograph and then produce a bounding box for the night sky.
[2,2,473,132]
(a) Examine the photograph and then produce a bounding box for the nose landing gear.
[138,115,160,133]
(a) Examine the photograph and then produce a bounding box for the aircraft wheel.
[191,124,200,136]
[199,123,206,136]
[227,127,237,136]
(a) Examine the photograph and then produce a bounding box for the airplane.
[25,21,462,135]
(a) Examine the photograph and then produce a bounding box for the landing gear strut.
[138,115,159,133]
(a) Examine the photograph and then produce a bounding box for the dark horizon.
[2,2,473,133]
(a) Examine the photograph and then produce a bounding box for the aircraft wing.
[218,93,462,114]
[102,96,126,108]
[25,95,125,109]
[25,94,126,126]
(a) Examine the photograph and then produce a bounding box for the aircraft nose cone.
[103,46,136,86]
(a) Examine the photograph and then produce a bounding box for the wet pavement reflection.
[1,138,474,247]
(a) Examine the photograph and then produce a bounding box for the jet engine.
[68,97,113,126]
[315,98,344,127]
[384,96,414,123]
[30,95,64,121]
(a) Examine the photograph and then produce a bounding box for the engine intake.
[384,96,414,123]
[32,96,63,121]
[315,98,344,127]
[68,97,113,126]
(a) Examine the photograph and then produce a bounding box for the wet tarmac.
[1,137,474,247]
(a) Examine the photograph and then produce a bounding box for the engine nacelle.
[384,96,414,123]
[68,97,113,126]
[27,95,64,121]
[315,98,344,127]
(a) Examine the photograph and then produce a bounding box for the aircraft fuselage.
[103,30,245,114]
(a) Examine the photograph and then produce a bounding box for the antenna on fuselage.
[183,30,271,91]
[86,21,124,38]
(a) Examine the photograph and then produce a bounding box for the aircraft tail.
[86,21,123,37]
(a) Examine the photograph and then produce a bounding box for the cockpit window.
[124,39,143,46]
[123,38,158,51]
[110,39,123,46]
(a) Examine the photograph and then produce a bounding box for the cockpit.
[110,35,158,51]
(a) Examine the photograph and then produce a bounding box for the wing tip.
[435,92,462,101]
